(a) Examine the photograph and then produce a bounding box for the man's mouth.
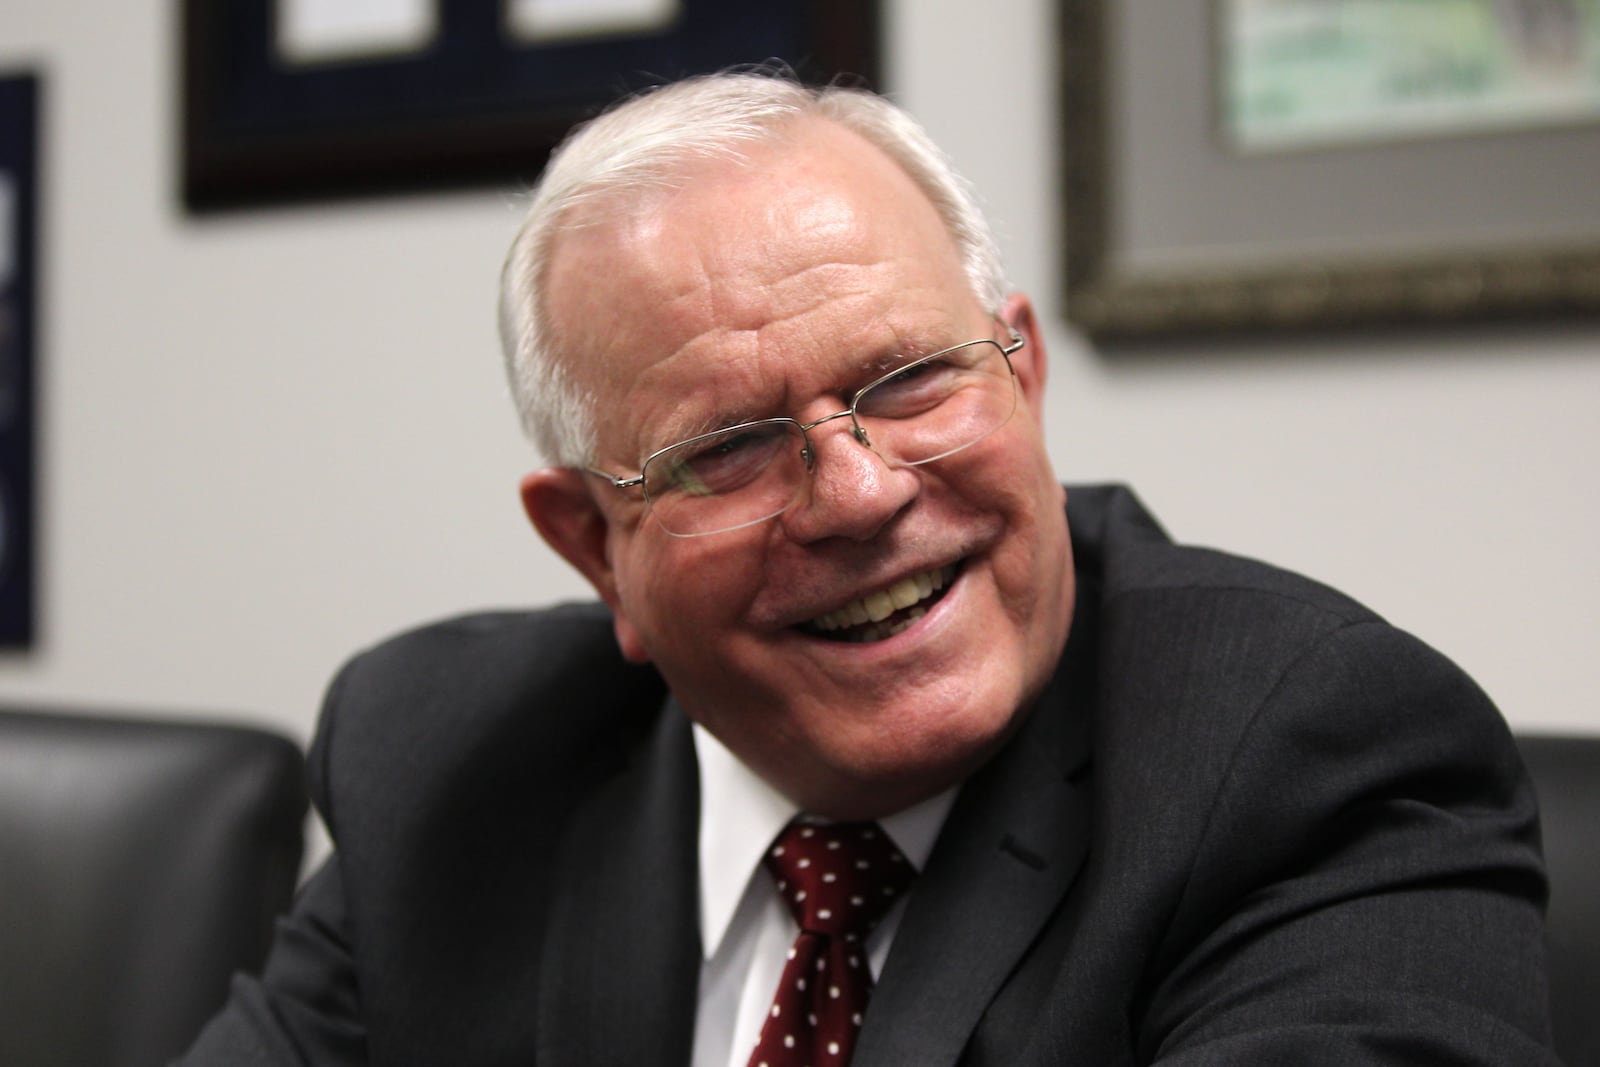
[803,563,960,643]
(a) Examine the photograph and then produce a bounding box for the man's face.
[526,119,1074,818]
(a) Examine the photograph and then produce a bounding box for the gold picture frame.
[1059,0,1600,341]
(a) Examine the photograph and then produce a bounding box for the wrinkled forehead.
[538,120,975,405]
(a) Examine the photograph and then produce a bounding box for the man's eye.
[883,362,936,387]
[658,426,789,496]
[689,429,771,465]
[861,358,961,416]
[708,434,756,456]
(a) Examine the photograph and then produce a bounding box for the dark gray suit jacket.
[181,485,1556,1065]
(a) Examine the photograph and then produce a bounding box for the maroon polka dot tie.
[745,821,915,1067]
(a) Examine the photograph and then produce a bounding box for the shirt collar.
[693,722,957,961]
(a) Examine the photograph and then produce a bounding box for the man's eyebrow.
[648,405,763,454]
[861,334,951,376]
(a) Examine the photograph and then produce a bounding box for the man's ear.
[518,468,650,663]
[1000,292,1048,421]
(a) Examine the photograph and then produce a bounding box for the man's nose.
[780,418,919,544]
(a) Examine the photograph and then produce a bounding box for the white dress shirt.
[690,723,956,1067]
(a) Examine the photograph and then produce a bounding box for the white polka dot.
[850,896,864,906]
[809,1014,818,1025]
[852,1013,863,1026]
[849,955,860,968]
[784,1034,796,1048]
[816,958,826,971]
[856,860,869,869]
[772,1004,781,1017]
[822,872,837,883]
[818,908,832,919]
[800,827,815,838]
[773,846,785,856]
[828,1041,841,1055]
[798,858,811,868]
[827,840,841,850]
[796,890,807,902]
[829,986,840,998]
[787,947,797,960]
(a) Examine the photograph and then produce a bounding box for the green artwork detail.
[1225,0,1600,150]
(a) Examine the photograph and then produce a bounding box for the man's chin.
[785,683,1027,811]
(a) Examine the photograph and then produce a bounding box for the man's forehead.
[571,140,916,259]
[550,129,959,322]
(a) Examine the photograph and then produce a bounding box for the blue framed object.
[0,72,37,646]
[182,0,882,211]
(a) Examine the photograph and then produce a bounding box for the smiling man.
[521,111,1073,825]
[181,72,1557,1066]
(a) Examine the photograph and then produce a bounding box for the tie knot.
[763,820,913,939]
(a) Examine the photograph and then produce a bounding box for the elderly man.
[182,72,1555,1065]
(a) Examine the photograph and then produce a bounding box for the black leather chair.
[0,708,306,1067]
[1518,733,1600,1067]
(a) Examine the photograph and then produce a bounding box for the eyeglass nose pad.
[800,442,816,472]
[852,424,872,450]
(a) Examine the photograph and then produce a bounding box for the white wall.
[1,0,1595,762]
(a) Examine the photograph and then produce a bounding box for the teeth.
[810,565,957,635]
[840,605,928,644]
[888,578,920,610]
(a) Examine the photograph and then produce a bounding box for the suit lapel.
[853,592,1097,1067]
[536,701,702,1066]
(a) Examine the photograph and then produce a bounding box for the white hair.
[498,68,1011,466]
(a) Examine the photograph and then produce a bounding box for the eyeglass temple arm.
[1000,326,1025,356]
[584,466,645,490]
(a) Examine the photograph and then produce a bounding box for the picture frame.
[0,71,38,647]
[1059,0,1600,342]
[182,0,882,211]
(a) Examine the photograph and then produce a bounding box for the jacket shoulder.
[307,603,667,835]
[1066,482,1379,629]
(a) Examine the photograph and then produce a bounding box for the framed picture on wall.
[1059,0,1600,341]
[182,0,882,211]
[0,72,38,647]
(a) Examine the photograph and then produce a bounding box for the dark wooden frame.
[1059,0,1600,342]
[0,71,38,647]
[182,0,882,211]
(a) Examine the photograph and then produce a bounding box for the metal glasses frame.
[584,326,1025,536]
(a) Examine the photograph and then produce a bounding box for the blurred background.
[0,0,1594,768]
